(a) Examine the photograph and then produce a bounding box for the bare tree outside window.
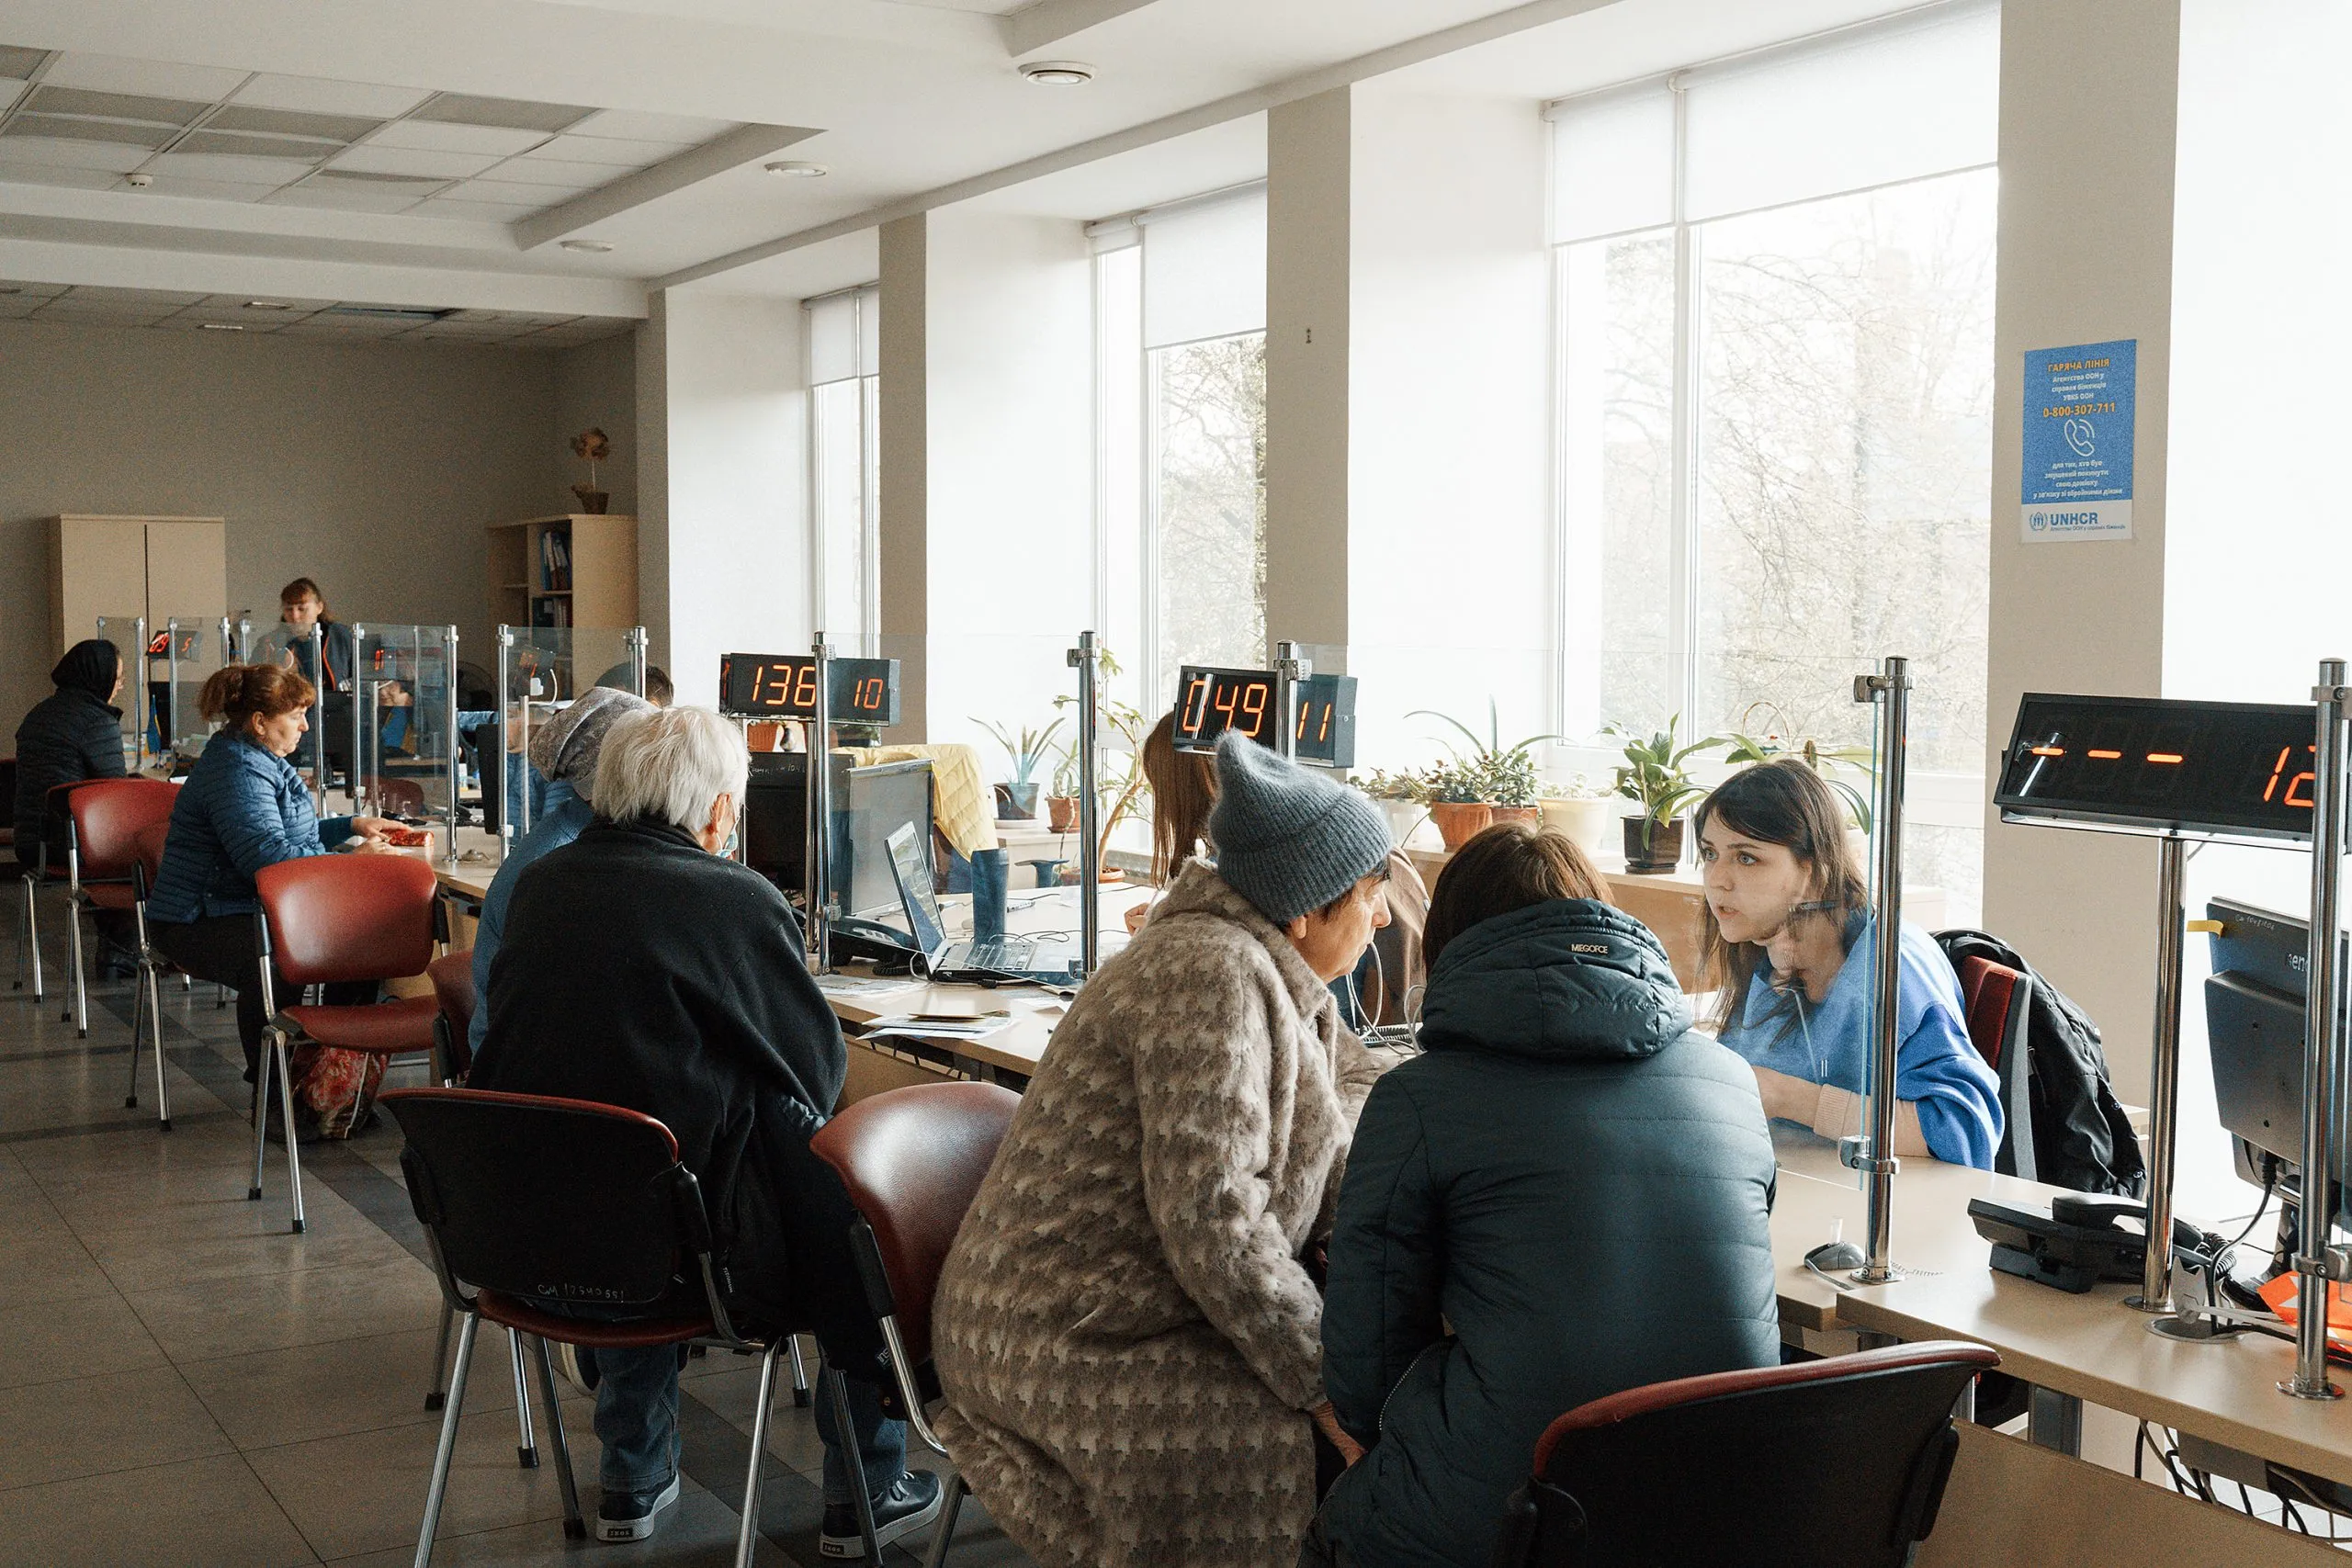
[1153,332,1267,679]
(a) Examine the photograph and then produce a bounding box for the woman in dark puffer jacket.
[13,639,127,871]
[1305,822,1779,1568]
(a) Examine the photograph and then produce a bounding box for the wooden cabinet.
[49,514,228,651]
[485,513,638,631]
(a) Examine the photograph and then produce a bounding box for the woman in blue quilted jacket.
[149,664,399,1079]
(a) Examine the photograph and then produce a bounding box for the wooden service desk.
[1402,845,1944,993]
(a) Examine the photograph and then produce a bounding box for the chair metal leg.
[270,1031,306,1234]
[922,1477,968,1568]
[424,1303,455,1411]
[249,1039,271,1201]
[214,981,227,1008]
[65,899,85,1032]
[506,1326,539,1467]
[413,1313,481,1568]
[823,1363,883,1565]
[789,1332,811,1407]
[13,874,35,996]
[125,961,146,1110]
[147,953,170,1131]
[734,1340,784,1568]
[527,1335,587,1541]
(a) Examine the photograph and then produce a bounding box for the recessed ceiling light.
[200,322,244,331]
[560,239,614,254]
[763,160,827,178]
[243,299,294,310]
[1017,60,1094,85]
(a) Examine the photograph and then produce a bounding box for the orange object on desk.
[2259,1270,2352,1347]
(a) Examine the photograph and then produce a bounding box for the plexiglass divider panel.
[348,625,459,862]
[492,626,642,851]
[243,622,331,803]
[160,618,229,772]
[93,614,147,773]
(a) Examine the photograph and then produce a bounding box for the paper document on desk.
[863,1012,1013,1043]
[814,974,922,998]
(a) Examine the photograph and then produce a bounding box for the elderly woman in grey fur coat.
[932,731,1397,1568]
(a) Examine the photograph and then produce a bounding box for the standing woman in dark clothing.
[14,639,128,872]
[147,664,397,1078]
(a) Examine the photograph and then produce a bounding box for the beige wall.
[0,319,565,728]
[1264,86,1353,658]
[876,212,930,740]
[552,331,640,521]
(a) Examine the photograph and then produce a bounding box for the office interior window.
[1093,187,1268,707]
[1554,4,1998,919]
[808,285,881,643]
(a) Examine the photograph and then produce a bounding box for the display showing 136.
[718,654,900,725]
[1993,693,2319,842]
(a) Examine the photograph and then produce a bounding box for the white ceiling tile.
[0,78,26,110]
[528,133,691,168]
[0,281,71,298]
[135,173,285,203]
[69,286,209,305]
[41,52,249,102]
[0,162,121,190]
[409,197,540,223]
[267,182,426,214]
[330,143,501,178]
[148,152,317,186]
[368,120,548,157]
[231,73,432,118]
[0,301,40,318]
[442,178,564,209]
[568,107,734,144]
[155,315,286,333]
[0,138,153,174]
[481,156,617,187]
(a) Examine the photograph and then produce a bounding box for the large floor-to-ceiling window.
[1554,3,1999,919]
[806,283,880,646]
[1091,186,1268,711]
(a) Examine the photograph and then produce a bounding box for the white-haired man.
[472,705,941,1551]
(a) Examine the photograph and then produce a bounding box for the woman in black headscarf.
[14,639,128,874]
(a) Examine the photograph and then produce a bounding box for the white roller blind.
[808,285,877,385]
[1141,191,1266,349]
[1682,6,1998,221]
[1552,86,1674,244]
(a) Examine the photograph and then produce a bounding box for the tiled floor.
[0,911,1036,1568]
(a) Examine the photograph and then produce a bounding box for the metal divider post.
[1849,656,1911,1284]
[307,624,325,807]
[628,626,649,701]
[495,627,514,863]
[2287,658,2350,1400]
[1069,631,1102,976]
[442,627,461,866]
[805,635,834,975]
[131,615,148,774]
[164,619,181,760]
[2132,834,2189,1314]
[1274,640,1306,762]
[351,625,369,817]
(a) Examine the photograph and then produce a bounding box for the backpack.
[1933,930,2146,1197]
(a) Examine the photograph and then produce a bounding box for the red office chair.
[251,853,444,1233]
[372,777,428,818]
[61,779,181,1040]
[0,754,14,858]
[380,1088,803,1568]
[124,818,176,1129]
[1489,1340,1998,1568]
[810,1080,1023,1567]
[1955,955,2038,1181]
[16,780,92,1001]
[424,948,475,1087]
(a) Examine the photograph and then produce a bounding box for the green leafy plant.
[1606,716,1726,852]
[1408,702,1563,808]
[974,716,1067,789]
[1350,768,1427,804]
[1050,647,1154,865]
[1720,702,1876,831]
[1539,770,1609,802]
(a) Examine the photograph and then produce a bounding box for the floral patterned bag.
[289,1043,387,1139]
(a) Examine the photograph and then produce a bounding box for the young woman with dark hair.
[1695,757,2000,1168]
[1305,820,1777,1568]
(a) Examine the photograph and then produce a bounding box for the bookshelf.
[485,514,637,631]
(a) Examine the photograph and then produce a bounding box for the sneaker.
[596,1474,680,1543]
[820,1470,944,1560]
[551,1341,599,1399]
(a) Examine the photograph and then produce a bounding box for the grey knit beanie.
[1207,729,1392,925]
[529,685,653,805]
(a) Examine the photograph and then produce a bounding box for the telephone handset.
[828,916,920,974]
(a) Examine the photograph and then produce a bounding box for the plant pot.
[1623,815,1686,874]
[1374,798,1426,850]
[1429,801,1493,852]
[995,781,1040,820]
[1488,805,1539,830]
[1046,795,1080,833]
[1539,796,1614,856]
[570,484,610,515]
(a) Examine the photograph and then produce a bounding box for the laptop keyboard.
[962,935,1037,971]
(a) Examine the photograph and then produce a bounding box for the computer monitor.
[741,753,933,918]
[2203,897,2351,1186]
[844,761,934,918]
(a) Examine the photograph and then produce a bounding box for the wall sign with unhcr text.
[2023,339,2135,542]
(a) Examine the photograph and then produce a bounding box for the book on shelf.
[541,526,572,592]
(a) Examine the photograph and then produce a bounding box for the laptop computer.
[886,823,1088,986]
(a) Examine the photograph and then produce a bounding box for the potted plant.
[976,716,1065,821]
[1720,705,1876,834]
[1607,717,1724,873]
[568,427,611,514]
[1050,648,1152,875]
[1409,702,1562,852]
[1351,769,1428,850]
[1045,739,1082,833]
[1536,772,1615,856]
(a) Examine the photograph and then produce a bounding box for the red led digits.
[1238,680,1269,738]
[2266,746,2317,809]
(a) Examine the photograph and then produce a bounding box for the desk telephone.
[828,917,918,973]
[1969,1194,2228,1293]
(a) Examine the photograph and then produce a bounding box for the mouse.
[1806,1239,1866,1271]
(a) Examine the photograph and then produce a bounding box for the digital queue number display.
[1171,664,1358,770]
[1994,693,2320,843]
[718,653,901,727]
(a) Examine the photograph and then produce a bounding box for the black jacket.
[1317,899,1780,1568]
[470,817,869,1353]
[1933,929,2146,1197]
[13,686,127,863]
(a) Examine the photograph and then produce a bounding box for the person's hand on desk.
[1751,1064,1819,1124]
[1124,899,1153,935]
[340,816,402,852]
[1309,1402,1363,1468]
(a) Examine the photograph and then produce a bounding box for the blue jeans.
[587,1342,907,1506]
